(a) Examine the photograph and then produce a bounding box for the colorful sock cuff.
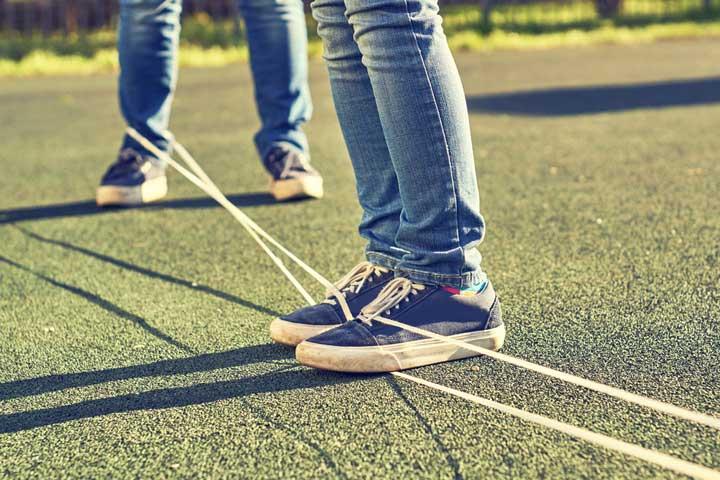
[442,277,488,296]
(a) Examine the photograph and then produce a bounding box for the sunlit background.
[1,0,719,76]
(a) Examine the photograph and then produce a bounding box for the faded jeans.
[117,0,312,160]
[311,0,486,287]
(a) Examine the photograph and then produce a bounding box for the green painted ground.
[1,40,719,479]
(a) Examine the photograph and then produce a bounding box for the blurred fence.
[0,0,718,35]
[0,0,240,34]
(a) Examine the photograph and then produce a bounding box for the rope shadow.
[12,225,281,318]
[240,398,350,479]
[466,77,720,116]
[387,376,464,480]
[0,367,358,434]
[0,192,277,225]
[0,255,194,354]
[0,344,294,402]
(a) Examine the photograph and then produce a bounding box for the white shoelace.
[322,262,389,311]
[359,277,425,324]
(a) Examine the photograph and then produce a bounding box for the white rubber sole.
[269,176,323,202]
[96,176,168,207]
[296,324,506,373]
[269,318,338,347]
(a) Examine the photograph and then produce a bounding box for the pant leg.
[343,0,486,288]
[311,0,406,263]
[237,0,313,160]
[118,0,182,159]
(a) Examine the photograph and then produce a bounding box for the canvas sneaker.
[263,146,323,201]
[295,277,504,373]
[270,262,394,346]
[96,148,167,207]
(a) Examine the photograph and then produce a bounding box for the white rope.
[127,127,316,306]
[375,315,720,431]
[170,136,354,322]
[127,127,354,321]
[125,128,720,478]
[392,372,720,480]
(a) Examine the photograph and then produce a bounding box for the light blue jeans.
[118,0,312,160]
[311,0,485,288]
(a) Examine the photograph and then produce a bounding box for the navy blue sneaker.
[97,148,167,207]
[295,277,504,372]
[263,146,323,201]
[270,262,394,346]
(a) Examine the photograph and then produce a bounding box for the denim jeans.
[118,0,312,160]
[311,0,485,288]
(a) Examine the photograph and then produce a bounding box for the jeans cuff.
[257,138,309,161]
[366,251,402,271]
[393,266,486,289]
[367,251,485,289]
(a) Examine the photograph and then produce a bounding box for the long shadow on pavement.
[0,364,358,434]
[0,192,276,225]
[12,225,281,318]
[466,76,720,116]
[0,343,292,402]
[0,255,195,354]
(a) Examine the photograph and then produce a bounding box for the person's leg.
[118,0,182,157]
[238,0,323,201]
[295,0,502,372]
[97,0,181,207]
[311,0,405,264]
[237,0,312,160]
[268,0,405,345]
[342,0,485,288]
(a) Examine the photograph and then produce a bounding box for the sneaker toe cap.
[304,321,378,348]
[281,303,344,327]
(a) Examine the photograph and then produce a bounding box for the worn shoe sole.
[296,324,506,373]
[269,318,338,347]
[269,176,323,202]
[96,176,168,207]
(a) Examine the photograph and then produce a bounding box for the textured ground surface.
[1,40,719,479]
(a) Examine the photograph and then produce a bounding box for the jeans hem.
[367,251,484,288]
[393,266,485,289]
[366,251,402,271]
[257,138,309,162]
[122,137,169,164]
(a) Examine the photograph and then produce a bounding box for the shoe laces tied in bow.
[323,262,389,320]
[358,277,426,325]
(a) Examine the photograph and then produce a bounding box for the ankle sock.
[442,276,488,296]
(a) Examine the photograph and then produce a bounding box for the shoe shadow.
[0,255,195,354]
[0,362,357,434]
[0,192,278,225]
[12,225,281,318]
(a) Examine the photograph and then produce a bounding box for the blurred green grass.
[1,2,720,77]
